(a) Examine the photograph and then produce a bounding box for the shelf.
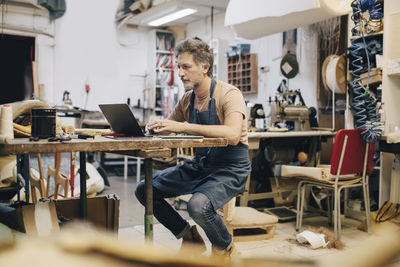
[227,53,258,94]
[388,72,400,77]
[146,29,181,118]
[350,31,383,40]
[360,68,382,86]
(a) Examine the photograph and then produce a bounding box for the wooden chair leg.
[334,186,339,239]
[363,179,371,234]
[328,191,333,226]
[338,187,344,239]
[296,181,303,231]
[298,182,306,231]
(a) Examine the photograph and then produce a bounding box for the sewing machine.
[271,87,312,131]
[274,103,311,131]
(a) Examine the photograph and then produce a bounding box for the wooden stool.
[222,197,278,242]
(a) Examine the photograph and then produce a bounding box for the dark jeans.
[135,182,232,250]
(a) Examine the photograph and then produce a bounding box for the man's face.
[177,52,208,90]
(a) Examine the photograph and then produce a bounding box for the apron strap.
[189,78,216,123]
[208,79,216,123]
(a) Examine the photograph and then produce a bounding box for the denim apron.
[152,79,251,210]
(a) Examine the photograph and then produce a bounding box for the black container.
[31,108,56,139]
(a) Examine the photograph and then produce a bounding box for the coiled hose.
[349,0,382,144]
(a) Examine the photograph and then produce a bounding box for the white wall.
[2,1,318,118]
[186,12,318,115]
[53,0,149,111]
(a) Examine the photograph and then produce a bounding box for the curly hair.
[175,38,214,77]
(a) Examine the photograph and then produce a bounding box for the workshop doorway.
[0,33,35,104]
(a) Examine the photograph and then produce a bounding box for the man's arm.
[147,112,243,145]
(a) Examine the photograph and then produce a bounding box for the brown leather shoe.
[181,225,207,253]
[211,243,237,261]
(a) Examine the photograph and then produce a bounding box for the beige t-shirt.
[169,80,249,146]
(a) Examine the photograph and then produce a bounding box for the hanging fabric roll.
[322,54,346,94]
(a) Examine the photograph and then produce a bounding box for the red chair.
[281,129,374,238]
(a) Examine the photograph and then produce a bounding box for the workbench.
[0,136,228,241]
[241,130,335,206]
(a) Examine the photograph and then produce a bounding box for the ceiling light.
[148,8,197,27]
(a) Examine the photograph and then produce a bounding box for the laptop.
[99,103,148,137]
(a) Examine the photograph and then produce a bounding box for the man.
[135,38,251,257]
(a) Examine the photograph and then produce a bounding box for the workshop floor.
[102,174,400,267]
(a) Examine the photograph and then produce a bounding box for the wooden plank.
[0,137,227,155]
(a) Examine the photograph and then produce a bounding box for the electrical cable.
[210,6,214,42]
[349,0,382,144]
[359,0,383,20]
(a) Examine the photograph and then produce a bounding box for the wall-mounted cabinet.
[227,53,258,94]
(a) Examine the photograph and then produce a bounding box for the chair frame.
[296,129,373,239]
[46,152,70,199]
[29,153,46,203]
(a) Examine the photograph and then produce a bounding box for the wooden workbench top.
[0,136,228,155]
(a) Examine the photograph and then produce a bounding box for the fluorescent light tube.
[148,8,197,26]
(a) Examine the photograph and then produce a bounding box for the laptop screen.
[99,104,145,137]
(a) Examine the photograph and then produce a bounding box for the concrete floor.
[102,173,400,267]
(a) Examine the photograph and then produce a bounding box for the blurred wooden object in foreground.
[0,222,399,267]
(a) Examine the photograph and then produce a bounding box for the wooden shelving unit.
[227,53,258,94]
[146,29,181,118]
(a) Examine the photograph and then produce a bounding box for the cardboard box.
[53,194,120,232]
[9,201,59,236]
